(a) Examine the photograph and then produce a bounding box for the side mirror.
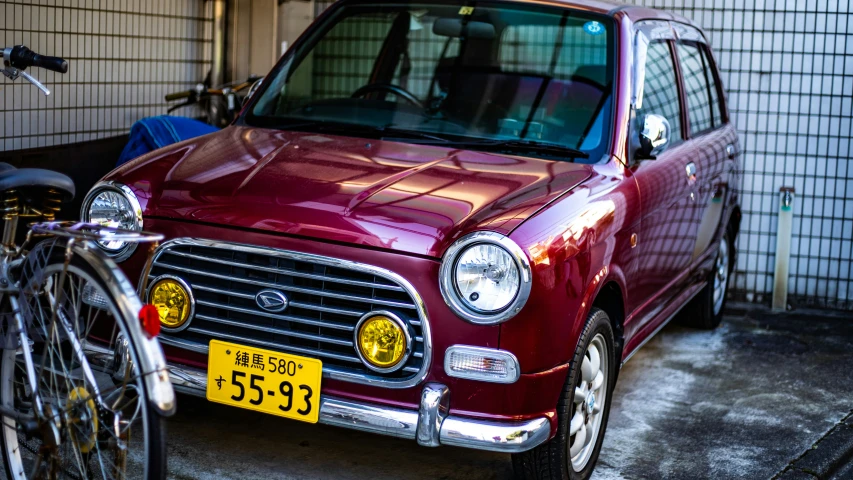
[637,114,670,159]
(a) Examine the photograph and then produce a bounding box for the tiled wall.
[625,0,852,310]
[1,0,213,151]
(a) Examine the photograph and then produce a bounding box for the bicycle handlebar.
[165,90,194,102]
[7,45,68,73]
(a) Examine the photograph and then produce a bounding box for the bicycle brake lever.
[19,70,50,96]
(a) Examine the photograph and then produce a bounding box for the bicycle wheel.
[0,239,166,479]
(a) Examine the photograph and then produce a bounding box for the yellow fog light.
[355,312,411,372]
[148,276,194,331]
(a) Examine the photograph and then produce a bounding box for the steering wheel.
[352,83,424,108]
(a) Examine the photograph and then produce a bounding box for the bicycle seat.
[0,165,75,201]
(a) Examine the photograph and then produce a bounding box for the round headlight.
[80,182,143,262]
[454,243,520,312]
[148,276,194,331]
[439,232,532,325]
[354,312,411,372]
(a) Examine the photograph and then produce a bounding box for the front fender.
[74,242,177,416]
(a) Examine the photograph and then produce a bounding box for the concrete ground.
[160,304,853,480]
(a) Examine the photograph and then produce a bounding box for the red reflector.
[139,304,161,338]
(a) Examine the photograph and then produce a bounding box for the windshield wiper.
[440,139,590,160]
[272,120,452,143]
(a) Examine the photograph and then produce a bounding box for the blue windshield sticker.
[584,21,605,36]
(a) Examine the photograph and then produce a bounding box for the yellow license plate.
[206,340,323,423]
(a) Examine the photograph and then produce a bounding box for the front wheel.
[512,308,616,480]
[0,239,166,479]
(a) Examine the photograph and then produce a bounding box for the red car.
[82,1,739,478]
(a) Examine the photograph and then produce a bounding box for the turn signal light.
[444,345,520,384]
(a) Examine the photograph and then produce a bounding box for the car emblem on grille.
[255,289,289,313]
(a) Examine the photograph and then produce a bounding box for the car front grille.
[146,238,430,387]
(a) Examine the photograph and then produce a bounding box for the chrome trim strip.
[440,416,551,453]
[161,249,405,292]
[166,365,549,453]
[439,231,533,325]
[144,237,433,389]
[194,311,353,346]
[321,396,419,440]
[153,261,418,310]
[192,284,361,325]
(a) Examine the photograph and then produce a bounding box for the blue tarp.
[117,116,219,166]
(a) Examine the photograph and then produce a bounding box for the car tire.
[511,308,616,480]
[678,226,733,329]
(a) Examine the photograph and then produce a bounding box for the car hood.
[109,126,592,258]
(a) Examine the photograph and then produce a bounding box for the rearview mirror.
[433,18,496,39]
[637,114,670,159]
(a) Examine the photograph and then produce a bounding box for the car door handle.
[726,144,736,159]
[686,162,697,185]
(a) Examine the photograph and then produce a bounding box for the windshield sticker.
[584,21,605,36]
[459,6,474,15]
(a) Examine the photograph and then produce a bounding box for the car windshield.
[246,2,615,163]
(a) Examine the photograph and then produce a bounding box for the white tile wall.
[1,0,213,151]
[626,0,853,309]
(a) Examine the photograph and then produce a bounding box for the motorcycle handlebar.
[8,45,68,73]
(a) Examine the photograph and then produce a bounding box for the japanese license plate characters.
[206,340,323,423]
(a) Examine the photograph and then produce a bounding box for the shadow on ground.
[161,305,853,479]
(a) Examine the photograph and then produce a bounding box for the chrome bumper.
[170,364,551,453]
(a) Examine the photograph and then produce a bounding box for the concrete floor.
[161,305,853,480]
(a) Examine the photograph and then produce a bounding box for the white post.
[772,187,795,311]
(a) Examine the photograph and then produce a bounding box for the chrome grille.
[147,238,430,387]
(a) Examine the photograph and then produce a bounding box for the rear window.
[677,42,724,135]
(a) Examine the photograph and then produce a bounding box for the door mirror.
[637,114,671,159]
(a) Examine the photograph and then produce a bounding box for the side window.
[639,41,683,143]
[676,42,714,135]
[702,46,725,127]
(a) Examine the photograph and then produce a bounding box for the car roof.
[337,0,702,33]
[507,0,700,29]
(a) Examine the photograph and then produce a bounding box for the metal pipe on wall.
[211,0,227,87]
[772,187,795,311]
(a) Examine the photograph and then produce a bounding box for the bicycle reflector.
[138,304,161,338]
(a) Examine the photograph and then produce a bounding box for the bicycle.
[165,75,263,128]
[1,45,174,479]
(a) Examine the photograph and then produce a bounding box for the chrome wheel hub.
[712,238,729,316]
[585,393,595,415]
[569,333,609,472]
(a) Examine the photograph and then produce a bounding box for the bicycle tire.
[0,238,166,479]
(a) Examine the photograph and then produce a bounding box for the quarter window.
[639,41,683,143]
[676,42,715,135]
[703,47,725,127]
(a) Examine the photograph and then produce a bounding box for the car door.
[674,40,739,261]
[627,37,697,337]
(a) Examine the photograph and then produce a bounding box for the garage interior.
[1,0,852,479]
